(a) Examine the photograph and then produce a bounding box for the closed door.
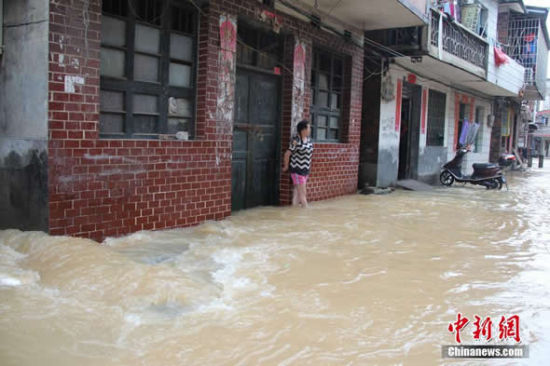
[232,69,280,211]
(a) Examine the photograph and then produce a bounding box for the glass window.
[100,91,124,112]
[99,0,197,139]
[101,16,126,47]
[169,63,191,87]
[427,90,446,147]
[310,48,345,142]
[170,34,193,61]
[135,24,160,54]
[134,54,159,82]
[100,48,125,78]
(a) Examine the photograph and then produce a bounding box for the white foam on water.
[124,313,142,326]
[0,244,41,288]
[0,276,22,287]
[211,248,252,294]
[440,271,462,280]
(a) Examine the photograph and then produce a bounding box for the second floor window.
[100,0,197,139]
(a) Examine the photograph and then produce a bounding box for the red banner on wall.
[395,79,402,132]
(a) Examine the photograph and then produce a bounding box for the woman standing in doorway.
[283,120,313,207]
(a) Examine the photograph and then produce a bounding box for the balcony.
[428,9,488,77]
[522,38,548,100]
[505,7,550,100]
[366,8,526,97]
[366,9,488,77]
[430,10,487,68]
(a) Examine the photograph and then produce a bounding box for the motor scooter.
[440,147,507,190]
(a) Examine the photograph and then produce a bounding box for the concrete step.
[396,179,434,191]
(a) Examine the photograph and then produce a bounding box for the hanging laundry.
[524,33,537,65]
[438,0,459,21]
[465,122,480,146]
[459,119,470,146]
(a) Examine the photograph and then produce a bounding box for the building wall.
[0,0,49,230]
[376,65,493,186]
[376,66,450,186]
[47,0,363,241]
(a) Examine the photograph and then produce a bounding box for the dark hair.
[297,120,310,134]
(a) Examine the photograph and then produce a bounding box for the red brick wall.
[48,0,363,241]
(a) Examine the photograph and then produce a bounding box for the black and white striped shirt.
[289,136,313,176]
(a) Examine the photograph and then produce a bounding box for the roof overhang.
[395,55,522,98]
[276,0,428,33]
[498,0,526,14]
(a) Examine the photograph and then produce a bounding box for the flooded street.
[1,163,550,365]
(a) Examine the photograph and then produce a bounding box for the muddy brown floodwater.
[1,163,550,365]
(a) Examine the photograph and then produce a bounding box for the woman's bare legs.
[292,186,299,206]
[297,183,308,208]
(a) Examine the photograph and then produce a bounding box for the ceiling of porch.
[280,0,428,31]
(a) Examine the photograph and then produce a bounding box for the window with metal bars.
[426,90,446,147]
[99,0,197,139]
[506,14,540,70]
[310,48,344,142]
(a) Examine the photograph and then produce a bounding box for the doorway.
[231,69,280,211]
[398,82,421,180]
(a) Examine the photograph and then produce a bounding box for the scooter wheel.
[486,179,499,190]
[440,171,454,186]
[496,178,503,190]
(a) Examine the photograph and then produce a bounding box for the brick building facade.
[46,0,363,241]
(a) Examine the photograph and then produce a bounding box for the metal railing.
[430,10,487,69]
[506,14,548,97]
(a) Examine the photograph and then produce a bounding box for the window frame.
[100,0,198,139]
[236,21,283,73]
[426,89,446,147]
[310,47,345,143]
[474,106,484,153]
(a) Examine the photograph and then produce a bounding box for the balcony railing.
[430,10,487,69]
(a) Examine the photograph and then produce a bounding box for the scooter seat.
[473,163,498,170]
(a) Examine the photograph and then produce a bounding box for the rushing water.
[1,163,550,366]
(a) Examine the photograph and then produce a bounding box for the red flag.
[494,47,509,67]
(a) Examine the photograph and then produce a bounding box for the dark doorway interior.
[457,102,467,149]
[398,82,421,180]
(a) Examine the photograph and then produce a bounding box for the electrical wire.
[328,0,343,16]
[183,0,495,97]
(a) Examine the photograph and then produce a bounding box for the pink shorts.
[291,173,308,185]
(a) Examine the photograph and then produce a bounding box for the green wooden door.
[232,69,280,211]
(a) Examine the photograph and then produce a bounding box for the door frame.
[398,81,422,180]
[231,65,283,211]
